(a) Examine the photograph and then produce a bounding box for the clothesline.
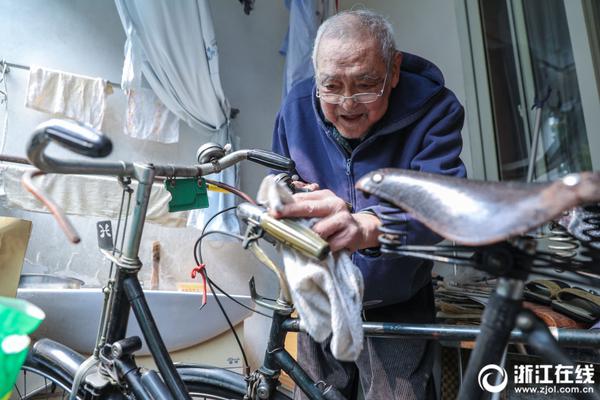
[1,60,122,89]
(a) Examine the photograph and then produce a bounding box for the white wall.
[211,1,290,194]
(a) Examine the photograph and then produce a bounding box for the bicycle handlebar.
[27,119,295,179]
[24,119,295,243]
[30,119,113,158]
[246,149,294,171]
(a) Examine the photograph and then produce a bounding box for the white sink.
[17,288,253,355]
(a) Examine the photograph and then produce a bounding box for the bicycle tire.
[18,354,292,400]
[186,382,245,399]
[14,367,286,400]
[186,382,295,400]
[14,366,243,400]
[15,364,244,400]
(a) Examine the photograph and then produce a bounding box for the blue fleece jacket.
[272,52,466,307]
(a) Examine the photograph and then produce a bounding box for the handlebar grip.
[247,149,295,172]
[32,119,112,158]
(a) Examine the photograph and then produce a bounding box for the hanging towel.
[25,65,109,130]
[257,175,364,361]
[1,165,188,228]
[121,32,180,144]
[125,88,180,143]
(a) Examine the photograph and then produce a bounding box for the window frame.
[457,0,600,180]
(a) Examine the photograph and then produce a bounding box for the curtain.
[115,0,230,130]
[115,0,238,233]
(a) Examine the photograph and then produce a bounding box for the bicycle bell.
[196,142,231,164]
[273,173,295,193]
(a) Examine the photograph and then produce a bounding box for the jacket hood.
[377,52,446,134]
[401,51,445,86]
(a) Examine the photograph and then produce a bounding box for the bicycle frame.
[24,120,600,399]
[241,231,600,400]
[24,119,295,399]
[244,297,600,399]
[26,186,600,400]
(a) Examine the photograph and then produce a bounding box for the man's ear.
[391,51,403,89]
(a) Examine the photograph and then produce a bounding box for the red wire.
[191,264,208,306]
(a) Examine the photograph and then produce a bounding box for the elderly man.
[271,9,466,400]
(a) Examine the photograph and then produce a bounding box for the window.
[476,0,594,181]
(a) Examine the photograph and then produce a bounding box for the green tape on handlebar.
[0,297,45,398]
[164,178,209,212]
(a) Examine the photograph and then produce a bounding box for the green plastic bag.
[0,297,44,398]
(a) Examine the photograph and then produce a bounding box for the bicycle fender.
[175,364,292,399]
[176,365,245,392]
[29,338,86,378]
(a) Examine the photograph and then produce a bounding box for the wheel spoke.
[13,368,70,399]
[13,370,24,399]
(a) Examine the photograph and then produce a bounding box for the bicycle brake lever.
[245,240,292,305]
[249,276,293,313]
[196,144,294,172]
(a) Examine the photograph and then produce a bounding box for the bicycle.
[14,119,600,399]
[15,118,296,400]
[230,170,600,400]
[355,168,600,399]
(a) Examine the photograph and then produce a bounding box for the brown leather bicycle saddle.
[356,169,600,246]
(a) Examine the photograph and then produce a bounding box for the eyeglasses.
[316,72,388,105]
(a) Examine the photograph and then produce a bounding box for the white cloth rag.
[1,165,188,227]
[121,34,180,144]
[124,88,180,144]
[26,65,109,130]
[257,175,364,361]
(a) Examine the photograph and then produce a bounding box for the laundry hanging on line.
[25,65,112,131]
[120,34,180,144]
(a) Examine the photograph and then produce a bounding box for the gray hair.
[312,9,396,73]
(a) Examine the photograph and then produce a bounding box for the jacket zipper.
[321,126,358,212]
[346,157,357,211]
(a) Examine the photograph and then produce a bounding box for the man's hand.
[270,189,381,252]
[291,180,320,192]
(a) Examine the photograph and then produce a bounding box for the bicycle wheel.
[17,353,291,400]
[187,383,293,400]
[13,369,237,400]
[12,364,75,399]
[187,383,244,399]
[13,366,240,400]
[13,367,294,400]
[13,367,239,400]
